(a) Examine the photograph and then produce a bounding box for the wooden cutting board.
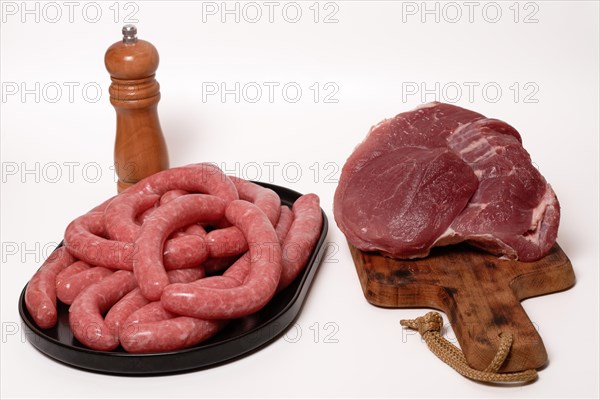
[349,242,575,372]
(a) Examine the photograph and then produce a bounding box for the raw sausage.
[133,194,226,301]
[25,164,324,353]
[68,270,137,351]
[126,163,238,201]
[160,189,188,205]
[202,255,241,275]
[66,208,208,272]
[185,223,207,238]
[104,192,159,240]
[104,191,210,270]
[228,176,281,225]
[55,260,90,288]
[104,267,205,338]
[63,212,134,270]
[166,267,206,283]
[222,255,251,285]
[56,266,113,305]
[104,288,149,340]
[119,302,225,353]
[277,194,323,291]
[119,266,234,353]
[205,178,281,258]
[167,221,205,241]
[187,257,250,290]
[275,205,294,243]
[161,200,281,319]
[205,228,248,258]
[25,246,76,329]
[163,234,209,270]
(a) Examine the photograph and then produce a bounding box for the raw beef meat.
[334,102,560,262]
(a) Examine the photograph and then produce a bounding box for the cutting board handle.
[350,243,575,374]
[444,277,547,372]
[400,311,538,382]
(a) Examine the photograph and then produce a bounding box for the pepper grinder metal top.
[122,24,137,43]
[105,25,169,193]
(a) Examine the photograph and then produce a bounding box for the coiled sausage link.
[56,265,113,305]
[277,194,323,291]
[119,265,240,353]
[133,194,226,301]
[104,267,206,339]
[205,177,281,258]
[63,212,135,270]
[125,163,238,201]
[65,209,209,271]
[161,200,282,319]
[119,302,225,353]
[68,270,137,351]
[55,260,91,288]
[25,246,76,329]
[275,205,294,243]
[228,176,281,225]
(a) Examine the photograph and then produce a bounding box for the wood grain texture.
[349,242,575,372]
[105,38,169,193]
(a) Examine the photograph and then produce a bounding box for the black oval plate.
[18,182,328,375]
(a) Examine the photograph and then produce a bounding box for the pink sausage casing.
[104,192,159,240]
[160,189,188,205]
[133,194,226,301]
[221,255,251,285]
[56,266,113,305]
[163,234,208,270]
[186,258,250,290]
[277,194,323,291]
[55,260,91,288]
[63,212,135,270]
[104,267,205,339]
[202,255,241,275]
[104,192,210,270]
[205,178,282,258]
[205,228,248,258]
[275,205,294,243]
[228,176,281,225]
[185,223,207,238]
[69,270,137,351]
[161,200,282,319]
[124,163,238,202]
[104,288,149,340]
[65,200,208,271]
[119,267,233,353]
[119,302,225,353]
[166,267,206,284]
[25,247,76,329]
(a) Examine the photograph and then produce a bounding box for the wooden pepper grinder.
[105,24,169,192]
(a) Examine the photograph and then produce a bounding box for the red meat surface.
[334,103,560,261]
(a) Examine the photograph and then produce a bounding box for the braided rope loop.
[400,311,538,383]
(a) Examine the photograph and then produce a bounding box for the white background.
[1,1,599,398]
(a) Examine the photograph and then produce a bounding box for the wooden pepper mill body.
[105,25,169,193]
